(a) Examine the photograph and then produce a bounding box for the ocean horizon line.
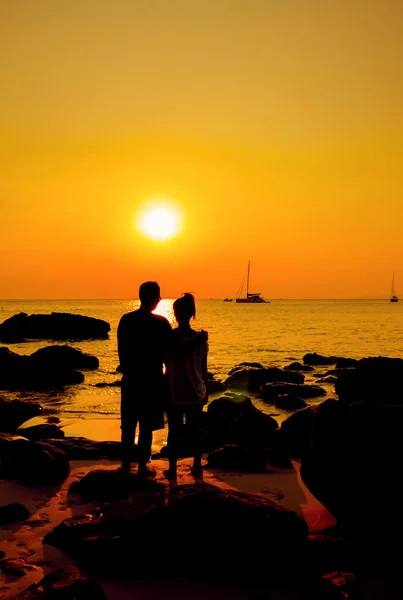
[0,297,393,302]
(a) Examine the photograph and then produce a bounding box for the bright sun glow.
[137,200,182,241]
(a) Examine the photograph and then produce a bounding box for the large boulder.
[17,423,65,440]
[300,398,403,547]
[261,382,326,403]
[50,437,139,460]
[0,398,43,431]
[225,366,303,392]
[335,356,403,405]
[0,434,70,484]
[69,469,165,500]
[0,346,86,390]
[275,394,307,410]
[303,353,337,366]
[29,345,99,370]
[13,565,107,599]
[206,393,255,429]
[45,483,308,581]
[0,312,110,343]
[280,406,319,456]
[285,362,314,372]
[207,445,268,472]
[0,502,30,526]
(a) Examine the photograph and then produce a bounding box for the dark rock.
[45,483,308,580]
[280,406,319,456]
[261,383,326,403]
[300,398,403,549]
[207,445,268,472]
[0,346,85,390]
[285,362,314,372]
[228,362,264,372]
[316,376,337,384]
[0,551,5,560]
[29,345,99,370]
[0,558,39,578]
[0,398,43,432]
[0,502,30,526]
[299,572,367,600]
[0,312,110,343]
[303,353,337,366]
[51,437,139,461]
[225,366,303,392]
[306,535,358,574]
[69,469,165,500]
[275,394,307,410]
[335,358,359,369]
[335,356,403,405]
[207,378,226,394]
[95,380,121,388]
[13,565,107,599]
[17,423,65,440]
[207,393,255,429]
[0,434,70,484]
[224,408,278,447]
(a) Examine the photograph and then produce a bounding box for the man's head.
[139,281,161,312]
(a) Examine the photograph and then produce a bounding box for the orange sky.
[1,0,402,299]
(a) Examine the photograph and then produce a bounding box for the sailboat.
[390,273,398,303]
[236,261,269,303]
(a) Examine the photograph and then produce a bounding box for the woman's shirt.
[168,328,208,405]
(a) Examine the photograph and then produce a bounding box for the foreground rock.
[261,382,326,403]
[207,444,292,472]
[51,437,139,460]
[0,346,91,390]
[29,345,99,370]
[279,406,319,456]
[0,434,70,484]
[303,353,337,366]
[17,423,65,440]
[206,393,278,447]
[225,365,304,392]
[301,398,403,551]
[335,356,403,405]
[13,565,107,599]
[69,469,165,500]
[0,502,30,526]
[0,398,43,431]
[0,312,110,343]
[45,483,308,581]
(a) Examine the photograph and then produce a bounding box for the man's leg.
[185,404,203,473]
[166,404,184,476]
[137,418,154,477]
[121,421,137,473]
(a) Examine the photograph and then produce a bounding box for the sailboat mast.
[247,260,250,297]
[392,273,395,296]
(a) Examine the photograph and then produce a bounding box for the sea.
[1,299,403,429]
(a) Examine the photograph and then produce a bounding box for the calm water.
[1,299,402,423]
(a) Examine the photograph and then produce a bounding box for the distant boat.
[223,298,233,302]
[391,273,398,302]
[236,261,269,304]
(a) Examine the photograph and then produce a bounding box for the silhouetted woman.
[165,293,208,477]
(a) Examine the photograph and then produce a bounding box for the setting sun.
[137,200,182,241]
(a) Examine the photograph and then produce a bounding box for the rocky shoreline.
[1,339,403,597]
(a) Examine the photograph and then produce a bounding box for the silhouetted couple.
[117,281,208,479]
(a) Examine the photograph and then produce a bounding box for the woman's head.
[173,292,196,324]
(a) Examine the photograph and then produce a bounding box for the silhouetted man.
[117,281,206,477]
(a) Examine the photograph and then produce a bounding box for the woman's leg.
[120,421,137,472]
[137,418,154,476]
[166,404,184,474]
[185,404,203,471]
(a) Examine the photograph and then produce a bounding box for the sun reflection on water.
[154,299,175,326]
